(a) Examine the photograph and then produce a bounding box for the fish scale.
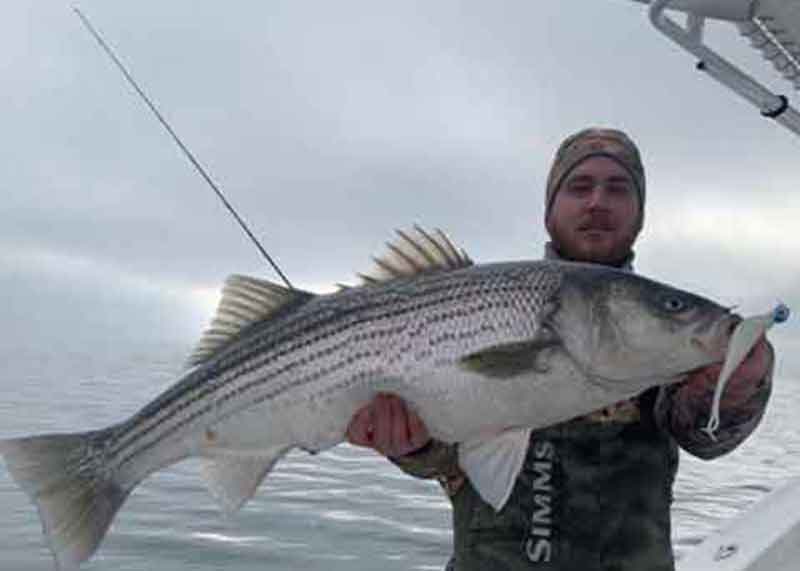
[105,267,514,464]
[110,264,558,481]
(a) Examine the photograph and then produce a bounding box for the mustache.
[577,213,616,231]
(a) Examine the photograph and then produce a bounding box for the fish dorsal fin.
[187,275,313,368]
[358,225,473,285]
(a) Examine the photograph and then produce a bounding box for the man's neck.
[543,242,635,272]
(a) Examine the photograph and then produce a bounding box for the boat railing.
[647,0,800,137]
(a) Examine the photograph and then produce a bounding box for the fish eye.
[661,294,688,313]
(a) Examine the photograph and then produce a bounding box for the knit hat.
[544,128,646,224]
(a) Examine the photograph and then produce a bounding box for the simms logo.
[524,440,555,564]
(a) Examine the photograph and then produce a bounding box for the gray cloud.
[1,1,798,373]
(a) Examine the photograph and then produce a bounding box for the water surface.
[0,344,797,569]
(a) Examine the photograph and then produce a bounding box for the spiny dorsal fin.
[187,275,313,368]
[358,225,473,285]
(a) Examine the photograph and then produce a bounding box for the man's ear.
[544,189,560,237]
[544,212,554,237]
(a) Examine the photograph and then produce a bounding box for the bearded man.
[347,128,774,571]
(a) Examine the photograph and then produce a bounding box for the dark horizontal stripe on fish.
[107,274,507,454]
[115,315,503,469]
[110,275,542,465]
[107,269,549,464]
[111,276,543,466]
[114,310,493,469]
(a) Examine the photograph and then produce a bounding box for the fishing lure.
[703,303,790,440]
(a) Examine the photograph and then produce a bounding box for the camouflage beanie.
[544,128,646,225]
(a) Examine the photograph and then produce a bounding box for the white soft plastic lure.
[703,304,790,440]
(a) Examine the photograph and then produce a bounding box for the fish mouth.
[690,312,742,364]
[726,313,743,334]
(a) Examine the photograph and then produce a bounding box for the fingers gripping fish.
[0,226,780,570]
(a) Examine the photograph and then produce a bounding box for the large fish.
[1,227,740,570]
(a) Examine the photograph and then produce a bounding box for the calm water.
[0,343,797,570]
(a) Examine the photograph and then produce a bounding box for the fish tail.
[0,428,130,570]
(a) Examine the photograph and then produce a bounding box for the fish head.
[553,265,738,386]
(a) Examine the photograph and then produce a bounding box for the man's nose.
[586,187,611,209]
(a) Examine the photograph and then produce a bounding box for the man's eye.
[608,184,633,195]
[567,184,592,194]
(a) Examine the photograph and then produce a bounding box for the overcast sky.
[1,1,798,375]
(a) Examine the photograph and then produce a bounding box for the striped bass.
[0,227,739,570]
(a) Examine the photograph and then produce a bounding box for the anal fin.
[201,447,290,515]
[459,428,532,511]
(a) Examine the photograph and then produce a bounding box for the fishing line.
[73,6,294,290]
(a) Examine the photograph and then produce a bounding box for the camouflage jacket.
[391,246,774,571]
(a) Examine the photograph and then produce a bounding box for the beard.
[547,211,641,267]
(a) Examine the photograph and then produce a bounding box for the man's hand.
[682,336,773,408]
[346,393,431,458]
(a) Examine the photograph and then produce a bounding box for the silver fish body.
[0,231,737,570]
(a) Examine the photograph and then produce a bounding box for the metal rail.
[649,0,800,137]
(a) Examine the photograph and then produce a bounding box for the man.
[347,128,774,570]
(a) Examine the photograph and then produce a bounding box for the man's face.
[546,156,641,265]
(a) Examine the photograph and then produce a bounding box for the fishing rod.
[73,6,294,290]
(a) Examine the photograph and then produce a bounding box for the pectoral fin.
[458,336,560,379]
[459,428,532,511]
[201,447,290,515]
